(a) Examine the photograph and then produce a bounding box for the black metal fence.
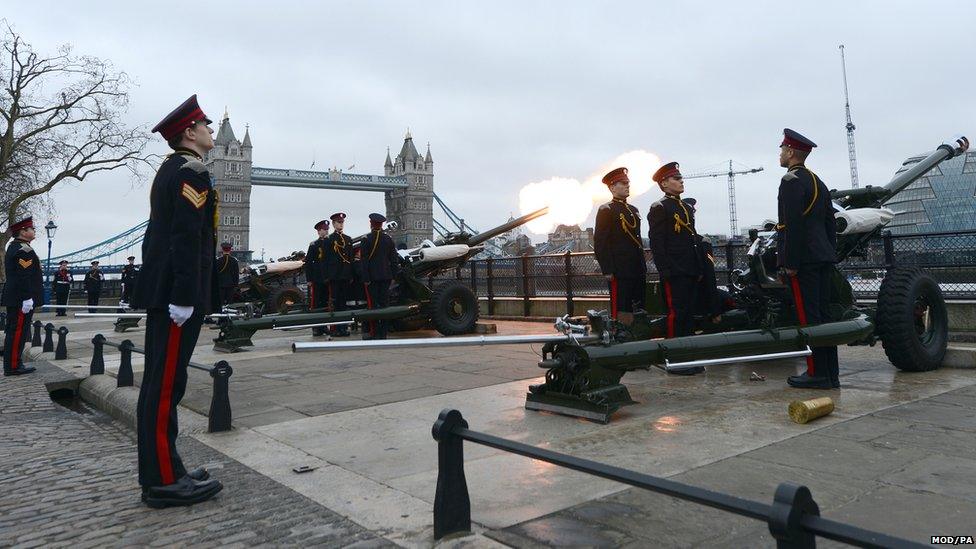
[89,334,233,433]
[429,230,976,315]
[432,409,927,548]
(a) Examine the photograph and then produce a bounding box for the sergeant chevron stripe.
[181,182,208,209]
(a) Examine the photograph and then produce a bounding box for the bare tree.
[0,22,151,280]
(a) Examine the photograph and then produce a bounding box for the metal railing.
[89,334,233,433]
[432,409,928,548]
[428,230,976,316]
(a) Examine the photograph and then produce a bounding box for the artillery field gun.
[297,135,970,423]
[212,207,549,352]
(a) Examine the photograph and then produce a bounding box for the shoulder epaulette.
[180,158,208,174]
[782,171,799,181]
[18,242,34,253]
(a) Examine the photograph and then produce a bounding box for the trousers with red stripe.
[789,265,839,382]
[364,280,391,338]
[662,276,697,338]
[137,310,203,487]
[3,307,32,373]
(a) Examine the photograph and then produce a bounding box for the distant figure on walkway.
[131,94,223,508]
[84,261,103,312]
[120,256,138,307]
[216,242,240,306]
[54,260,73,316]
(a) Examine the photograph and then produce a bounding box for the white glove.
[168,304,194,327]
[21,298,33,314]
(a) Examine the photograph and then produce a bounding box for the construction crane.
[684,160,763,237]
[840,44,859,188]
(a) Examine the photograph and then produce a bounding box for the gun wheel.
[429,280,479,335]
[267,286,305,315]
[876,267,948,371]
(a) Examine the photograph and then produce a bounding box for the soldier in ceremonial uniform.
[216,242,240,306]
[361,213,399,340]
[2,217,42,376]
[648,163,704,336]
[130,95,223,508]
[120,256,138,306]
[84,260,103,312]
[54,260,73,316]
[593,167,647,325]
[776,129,839,389]
[325,212,354,337]
[304,220,330,336]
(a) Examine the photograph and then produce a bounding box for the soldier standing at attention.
[325,212,353,337]
[648,162,703,337]
[304,220,330,336]
[120,256,138,307]
[2,217,42,376]
[84,260,103,312]
[54,260,73,316]
[361,213,399,340]
[593,167,647,325]
[776,128,839,389]
[216,242,240,306]
[130,94,223,508]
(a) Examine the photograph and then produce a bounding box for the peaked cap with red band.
[314,219,330,231]
[8,216,34,235]
[652,162,681,183]
[220,242,233,252]
[781,128,817,152]
[330,212,347,222]
[601,167,629,187]
[152,95,213,141]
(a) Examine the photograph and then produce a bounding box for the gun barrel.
[878,135,969,206]
[468,207,550,246]
[293,333,597,352]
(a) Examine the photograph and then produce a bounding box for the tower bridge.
[206,111,436,260]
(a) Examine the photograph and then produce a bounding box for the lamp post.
[44,221,57,305]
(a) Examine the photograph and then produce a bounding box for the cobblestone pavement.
[0,363,393,548]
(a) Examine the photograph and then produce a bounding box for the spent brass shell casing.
[788,397,834,424]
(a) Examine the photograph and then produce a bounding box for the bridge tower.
[384,130,434,248]
[205,110,253,260]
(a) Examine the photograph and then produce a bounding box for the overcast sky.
[6,1,974,261]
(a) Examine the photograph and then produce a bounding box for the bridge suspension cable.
[49,220,148,265]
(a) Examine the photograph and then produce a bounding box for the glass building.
[885,150,976,234]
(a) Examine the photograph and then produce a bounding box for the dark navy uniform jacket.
[1,239,43,306]
[647,194,703,279]
[131,150,219,313]
[594,198,647,279]
[84,268,103,292]
[121,264,138,286]
[776,164,837,269]
[324,232,355,280]
[305,238,329,283]
[216,254,240,288]
[360,230,399,283]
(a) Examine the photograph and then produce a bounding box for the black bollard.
[55,327,69,360]
[32,320,43,346]
[117,340,134,387]
[208,361,234,433]
[767,483,820,549]
[432,409,472,540]
[43,323,55,352]
[90,334,106,375]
